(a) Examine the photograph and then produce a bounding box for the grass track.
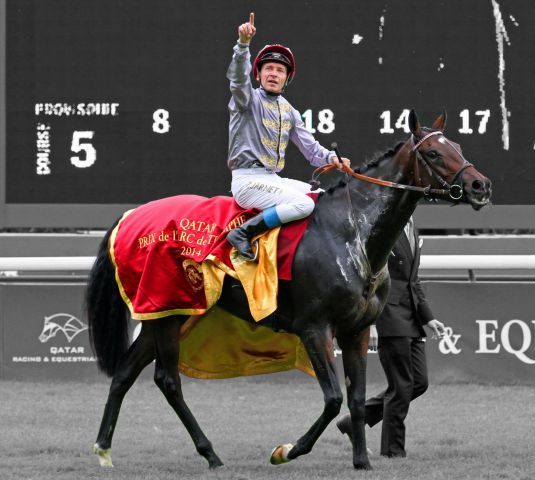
[1,373,534,480]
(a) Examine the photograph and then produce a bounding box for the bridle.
[410,131,473,201]
[311,131,473,202]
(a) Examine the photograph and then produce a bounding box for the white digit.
[70,131,96,168]
[475,109,490,134]
[379,110,395,134]
[153,108,170,134]
[317,109,335,134]
[458,109,473,134]
[394,109,411,133]
[302,109,316,133]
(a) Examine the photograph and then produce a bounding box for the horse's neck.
[357,186,419,272]
[313,188,417,277]
[338,149,420,273]
[311,145,422,274]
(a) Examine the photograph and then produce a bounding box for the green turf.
[1,373,534,479]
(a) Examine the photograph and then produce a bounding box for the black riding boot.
[227,213,270,260]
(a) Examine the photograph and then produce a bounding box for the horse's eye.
[426,150,438,159]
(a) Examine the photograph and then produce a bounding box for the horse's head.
[407,109,492,210]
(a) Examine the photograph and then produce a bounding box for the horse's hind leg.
[94,322,155,467]
[152,316,223,469]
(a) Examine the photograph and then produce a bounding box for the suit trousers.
[365,336,429,457]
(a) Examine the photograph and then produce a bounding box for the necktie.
[405,217,416,255]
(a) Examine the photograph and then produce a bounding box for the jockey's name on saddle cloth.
[110,194,316,321]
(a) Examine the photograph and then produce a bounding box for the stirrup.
[245,240,259,262]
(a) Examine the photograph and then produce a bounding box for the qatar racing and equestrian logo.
[182,259,204,292]
[38,313,88,343]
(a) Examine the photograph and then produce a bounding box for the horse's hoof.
[208,457,224,469]
[270,443,293,465]
[93,444,113,468]
[354,461,373,470]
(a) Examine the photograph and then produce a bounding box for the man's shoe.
[336,415,373,455]
[336,414,353,439]
[382,451,406,458]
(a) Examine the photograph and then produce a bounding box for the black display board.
[2,0,534,227]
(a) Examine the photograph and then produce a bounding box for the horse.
[86,109,491,470]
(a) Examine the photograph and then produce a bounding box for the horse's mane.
[323,141,406,195]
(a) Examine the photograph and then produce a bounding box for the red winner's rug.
[110,194,316,321]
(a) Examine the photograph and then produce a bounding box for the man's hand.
[329,155,351,171]
[426,319,446,339]
[368,325,378,352]
[238,12,256,45]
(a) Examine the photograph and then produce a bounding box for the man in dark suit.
[336,217,445,457]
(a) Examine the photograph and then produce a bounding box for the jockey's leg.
[229,171,315,259]
[226,207,279,260]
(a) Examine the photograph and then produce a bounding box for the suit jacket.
[375,224,435,338]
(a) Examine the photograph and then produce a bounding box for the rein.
[311,131,471,201]
[310,163,449,198]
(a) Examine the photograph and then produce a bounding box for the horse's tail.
[85,219,130,377]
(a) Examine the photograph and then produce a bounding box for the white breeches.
[231,168,316,224]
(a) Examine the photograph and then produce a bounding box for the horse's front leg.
[338,328,372,470]
[271,327,342,464]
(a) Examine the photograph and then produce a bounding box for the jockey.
[226,12,351,260]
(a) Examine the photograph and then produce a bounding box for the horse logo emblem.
[182,259,204,292]
[38,313,88,343]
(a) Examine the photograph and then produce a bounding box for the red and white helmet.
[253,44,296,84]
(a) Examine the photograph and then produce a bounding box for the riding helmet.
[253,44,296,84]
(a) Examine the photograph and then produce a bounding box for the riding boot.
[227,209,279,260]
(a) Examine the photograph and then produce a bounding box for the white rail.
[420,255,535,269]
[0,256,96,271]
[0,255,535,271]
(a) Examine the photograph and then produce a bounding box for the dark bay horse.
[87,110,491,470]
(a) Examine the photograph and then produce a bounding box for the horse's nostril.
[472,179,484,192]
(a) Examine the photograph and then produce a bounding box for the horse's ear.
[431,108,447,132]
[408,109,422,136]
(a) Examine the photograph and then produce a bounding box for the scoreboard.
[2,0,534,228]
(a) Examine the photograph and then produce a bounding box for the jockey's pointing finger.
[250,12,254,26]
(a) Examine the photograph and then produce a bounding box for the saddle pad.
[178,306,314,379]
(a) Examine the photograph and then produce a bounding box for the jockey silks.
[227,42,333,172]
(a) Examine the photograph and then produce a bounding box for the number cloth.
[110,194,316,321]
